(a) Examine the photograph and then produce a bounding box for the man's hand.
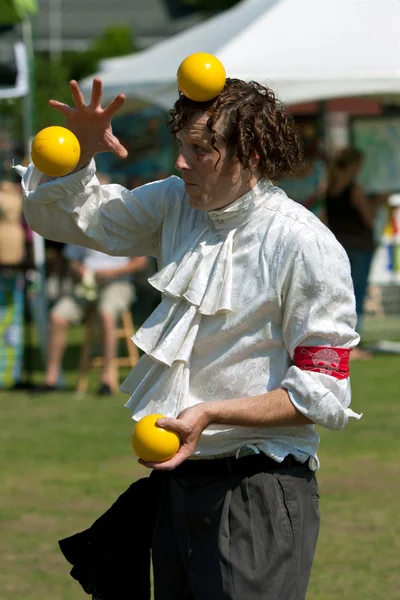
[138,404,210,471]
[49,78,127,170]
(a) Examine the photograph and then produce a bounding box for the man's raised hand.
[49,78,128,167]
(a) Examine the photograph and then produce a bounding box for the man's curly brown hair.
[169,78,305,180]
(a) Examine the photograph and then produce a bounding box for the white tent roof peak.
[80,0,400,108]
[98,0,277,75]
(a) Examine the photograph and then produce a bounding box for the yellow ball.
[177,52,226,102]
[31,126,81,177]
[131,414,181,463]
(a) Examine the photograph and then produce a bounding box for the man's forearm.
[69,260,87,280]
[203,388,313,429]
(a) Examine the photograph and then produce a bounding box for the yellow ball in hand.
[177,52,226,102]
[31,126,81,177]
[131,414,181,463]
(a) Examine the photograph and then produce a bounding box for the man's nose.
[175,152,190,171]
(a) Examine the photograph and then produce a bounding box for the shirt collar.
[207,178,273,229]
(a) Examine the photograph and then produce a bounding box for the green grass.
[362,313,400,342]
[1,342,400,599]
[308,356,400,599]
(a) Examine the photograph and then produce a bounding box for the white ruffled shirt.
[18,160,361,470]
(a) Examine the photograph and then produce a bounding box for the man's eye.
[194,144,206,153]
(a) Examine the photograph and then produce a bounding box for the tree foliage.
[34,55,72,130]
[0,24,136,141]
[64,24,136,82]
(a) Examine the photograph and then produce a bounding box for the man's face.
[175,112,255,211]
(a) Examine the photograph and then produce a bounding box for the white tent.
[80,0,400,109]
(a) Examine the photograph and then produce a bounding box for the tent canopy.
[80,0,400,109]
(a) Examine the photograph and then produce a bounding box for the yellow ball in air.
[177,52,226,102]
[31,126,81,177]
[131,414,181,463]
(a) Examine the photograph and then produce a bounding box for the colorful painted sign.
[0,272,24,387]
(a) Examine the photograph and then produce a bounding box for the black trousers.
[152,455,320,600]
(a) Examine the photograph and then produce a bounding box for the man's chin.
[187,193,206,209]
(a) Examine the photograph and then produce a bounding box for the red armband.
[294,346,350,379]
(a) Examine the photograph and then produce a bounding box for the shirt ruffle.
[122,355,190,420]
[149,222,235,315]
[132,297,202,367]
[122,222,236,419]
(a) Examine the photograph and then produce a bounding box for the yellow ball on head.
[131,414,181,463]
[31,126,81,177]
[177,52,226,102]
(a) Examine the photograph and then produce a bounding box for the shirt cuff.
[15,159,97,201]
[282,365,362,430]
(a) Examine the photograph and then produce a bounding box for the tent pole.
[21,16,48,364]
[21,18,34,157]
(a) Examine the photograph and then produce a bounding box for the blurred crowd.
[0,143,393,391]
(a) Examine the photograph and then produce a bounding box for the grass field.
[1,332,399,599]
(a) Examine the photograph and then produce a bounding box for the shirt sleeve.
[280,227,362,430]
[17,160,180,259]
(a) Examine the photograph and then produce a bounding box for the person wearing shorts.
[36,244,147,395]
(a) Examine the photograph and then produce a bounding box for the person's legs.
[97,282,134,390]
[152,459,320,600]
[346,248,374,360]
[44,313,69,386]
[346,248,374,333]
[44,295,84,386]
[97,308,117,388]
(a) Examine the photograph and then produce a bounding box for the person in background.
[0,180,25,266]
[35,244,147,395]
[325,147,388,360]
[279,139,328,222]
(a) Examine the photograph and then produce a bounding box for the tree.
[0,0,37,24]
[64,24,137,82]
[34,55,71,130]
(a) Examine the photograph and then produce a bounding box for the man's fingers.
[48,99,74,116]
[103,93,126,118]
[156,417,183,433]
[89,78,103,109]
[69,80,86,108]
[138,447,190,471]
[113,141,128,160]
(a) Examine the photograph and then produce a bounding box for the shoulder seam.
[261,202,327,238]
